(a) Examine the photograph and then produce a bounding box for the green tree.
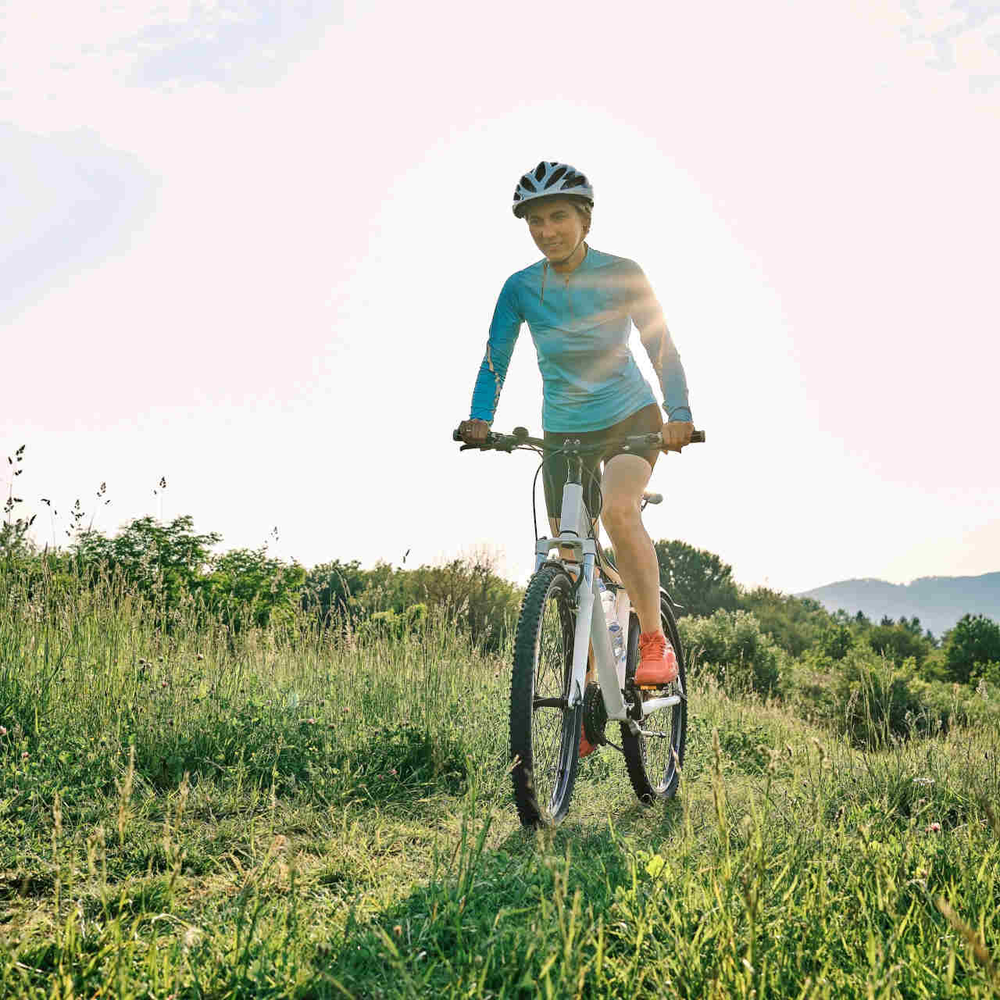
[651,539,738,618]
[73,515,221,611]
[868,621,932,667]
[405,554,521,648]
[943,613,1000,685]
[739,588,833,656]
[203,547,306,631]
[819,621,854,660]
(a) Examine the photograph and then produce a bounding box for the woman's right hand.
[459,419,490,444]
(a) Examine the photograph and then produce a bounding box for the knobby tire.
[621,593,687,803]
[510,564,581,827]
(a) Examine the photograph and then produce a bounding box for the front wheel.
[510,564,581,827]
[621,593,687,804]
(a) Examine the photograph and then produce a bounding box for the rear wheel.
[510,564,581,827]
[621,593,687,804]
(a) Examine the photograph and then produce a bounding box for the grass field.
[2,573,999,998]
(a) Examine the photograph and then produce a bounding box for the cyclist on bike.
[459,162,694,756]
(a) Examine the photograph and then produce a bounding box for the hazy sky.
[3,0,999,593]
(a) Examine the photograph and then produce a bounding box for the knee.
[601,496,640,539]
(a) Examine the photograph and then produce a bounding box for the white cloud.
[900,0,1000,83]
[0,124,157,322]
[0,1,342,131]
[123,1,341,88]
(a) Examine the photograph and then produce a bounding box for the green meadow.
[2,564,999,999]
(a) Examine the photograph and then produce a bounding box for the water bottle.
[598,579,625,663]
[608,618,625,664]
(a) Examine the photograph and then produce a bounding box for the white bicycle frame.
[533,479,682,736]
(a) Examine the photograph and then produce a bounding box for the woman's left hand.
[661,420,694,452]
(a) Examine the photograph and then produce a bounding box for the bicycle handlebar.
[452,426,706,452]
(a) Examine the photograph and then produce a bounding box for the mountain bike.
[453,424,705,827]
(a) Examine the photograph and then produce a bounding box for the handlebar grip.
[691,430,706,444]
[454,427,494,446]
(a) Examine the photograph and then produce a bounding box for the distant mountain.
[798,572,1000,639]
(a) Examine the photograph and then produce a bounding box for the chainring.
[583,682,609,746]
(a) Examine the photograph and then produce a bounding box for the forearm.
[471,276,522,423]
[629,267,692,422]
[470,344,507,423]
[641,324,692,421]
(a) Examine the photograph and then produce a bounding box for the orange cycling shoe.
[634,631,679,687]
[579,725,596,758]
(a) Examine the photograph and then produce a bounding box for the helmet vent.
[511,161,593,217]
[543,166,567,188]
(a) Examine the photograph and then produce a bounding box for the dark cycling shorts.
[542,403,663,521]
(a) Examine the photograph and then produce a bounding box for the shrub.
[678,609,784,696]
[972,661,1000,686]
[834,650,927,749]
[303,553,520,651]
[790,646,928,748]
[356,603,428,641]
[943,613,1000,685]
[786,651,841,727]
[788,644,1000,745]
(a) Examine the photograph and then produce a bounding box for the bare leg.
[599,455,661,635]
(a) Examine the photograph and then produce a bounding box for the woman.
[459,161,694,755]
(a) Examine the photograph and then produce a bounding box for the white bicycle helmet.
[512,161,594,218]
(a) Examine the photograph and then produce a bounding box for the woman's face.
[525,198,587,262]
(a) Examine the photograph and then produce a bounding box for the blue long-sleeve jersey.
[470,247,692,433]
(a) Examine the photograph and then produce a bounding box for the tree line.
[4,512,998,685]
